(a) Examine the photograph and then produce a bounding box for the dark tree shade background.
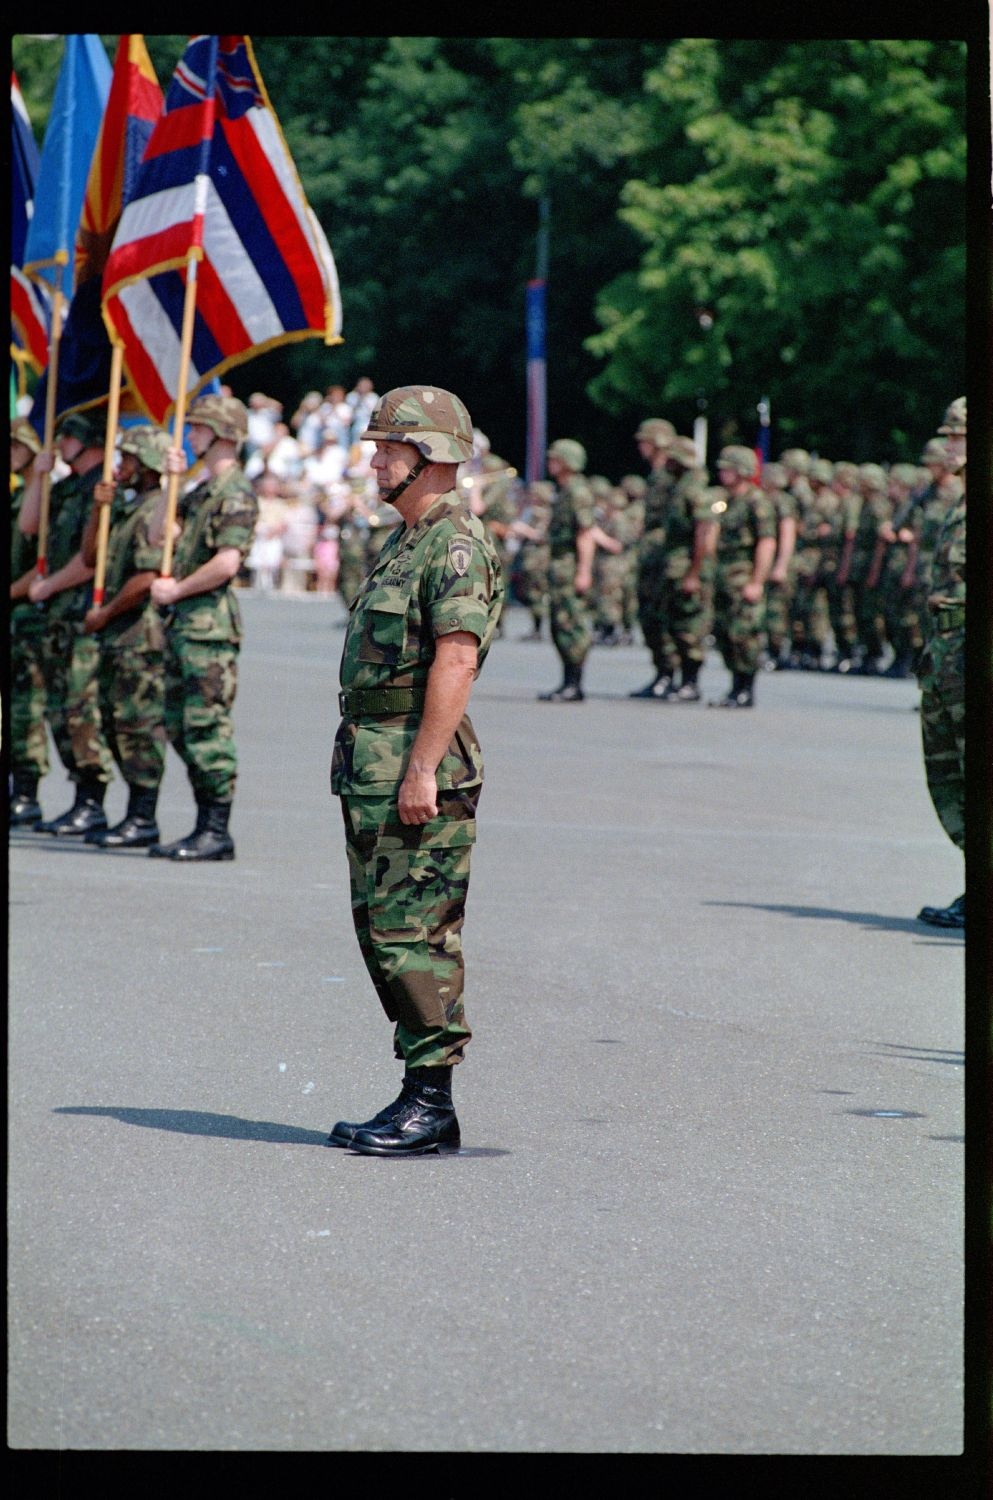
[12,32,971,475]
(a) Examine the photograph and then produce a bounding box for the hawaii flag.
[102,35,342,424]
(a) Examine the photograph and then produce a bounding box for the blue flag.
[23,34,112,291]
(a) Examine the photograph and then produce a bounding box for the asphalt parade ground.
[8,591,970,1464]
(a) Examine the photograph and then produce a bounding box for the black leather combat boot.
[917,893,965,929]
[709,672,754,708]
[628,671,673,699]
[346,1066,461,1156]
[539,664,585,702]
[148,799,209,858]
[36,777,108,836]
[9,772,43,827]
[86,786,160,848]
[326,1073,421,1148]
[165,799,235,861]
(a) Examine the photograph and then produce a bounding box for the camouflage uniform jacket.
[711,484,777,564]
[11,484,44,638]
[548,475,595,558]
[331,493,504,797]
[922,492,965,661]
[43,465,102,622]
[170,464,258,643]
[641,468,676,536]
[100,487,166,652]
[661,468,711,556]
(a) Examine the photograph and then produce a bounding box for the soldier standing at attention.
[707,445,778,708]
[9,420,50,826]
[149,395,259,861]
[916,399,966,930]
[512,480,552,640]
[759,460,798,672]
[650,435,718,702]
[326,386,503,1156]
[629,418,678,698]
[80,426,169,848]
[23,412,117,834]
[538,438,597,703]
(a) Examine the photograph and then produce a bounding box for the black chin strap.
[382,453,430,506]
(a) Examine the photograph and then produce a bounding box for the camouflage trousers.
[594,554,629,632]
[163,633,240,802]
[764,576,795,659]
[850,577,886,662]
[514,544,549,621]
[635,536,672,672]
[38,622,115,785]
[879,574,922,662]
[790,556,829,653]
[340,786,479,1068]
[712,562,767,674]
[548,555,592,668]
[920,631,964,851]
[97,643,167,791]
[10,627,51,779]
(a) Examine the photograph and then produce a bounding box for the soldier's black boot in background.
[9,772,43,827]
[166,799,236,861]
[326,1073,422,1147]
[539,663,585,702]
[346,1066,461,1156]
[629,670,672,699]
[36,776,109,836]
[148,799,209,858]
[668,658,701,702]
[86,786,160,848]
[709,671,755,708]
[917,893,965,929]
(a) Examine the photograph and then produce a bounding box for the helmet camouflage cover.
[889,462,919,488]
[937,397,966,435]
[811,458,834,484]
[56,409,106,448]
[859,463,888,491]
[667,435,701,469]
[761,461,787,488]
[547,438,587,473]
[779,448,810,473]
[921,437,950,464]
[10,418,42,455]
[119,425,171,473]
[187,393,248,444]
[718,444,758,479]
[634,418,676,447]
[362,386,474,462]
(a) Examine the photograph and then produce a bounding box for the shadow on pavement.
[53,1105,329,1145]
[702,899,964,940]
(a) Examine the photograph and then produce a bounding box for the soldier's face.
[57,434,84,465]
[370,439,419,493]
[186,422,214,457]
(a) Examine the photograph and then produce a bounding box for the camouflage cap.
[119,424,171,473]
[667,435,701,469]
[634,418,676,447]
[363,386,474,463]
[937,397,966,435]
[859,463,887,492]
[921,437,950,464]
[187,393,249,444]
[10,418,42,455]
[779,448,811,473]
[717,445,758,479]
[811,458,834,484]
[547,438,587,473]
[56,409,106,448]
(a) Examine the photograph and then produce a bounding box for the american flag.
[101,35,342,425]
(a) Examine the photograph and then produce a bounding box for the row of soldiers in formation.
[9,396,260,858]
[461,422,964,708]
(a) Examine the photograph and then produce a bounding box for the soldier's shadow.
[53,1105,328,1144]
[702,899,964,941]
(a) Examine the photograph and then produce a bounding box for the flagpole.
[92,341,125,605]
[36,256,67,576]
[159,249,201,579]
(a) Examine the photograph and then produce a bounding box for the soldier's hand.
[151,575,181,606]
[82,606,106,635]
[681,574,701,595]
[574,565,593,595]
[28,575,50,603]
[398,768,438,825]
[165,447,188,475]
[35,450,55,475]
[742,580,764,604]
[93,481,115,507]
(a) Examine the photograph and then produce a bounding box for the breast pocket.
[356,586,409,667]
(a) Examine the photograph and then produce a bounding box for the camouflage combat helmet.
[621,474,647,498]
[187,393,248,445]
[547,438,587,473]
[56,409,106,448]
[889,462,919,489]
[10,418,42,455]
[589,475,614,498]
[811,458,834,485]
[362,385,474,462]
[780,448,810,473]
[832,460,859,486]
[761,461,788,488]
[921,437,949,465]
[858,463,887,492]
[119,424,171,473]
[717,444,758,479]
[938,397,966,436]
[634,418,675,447]
[667,436,700,469]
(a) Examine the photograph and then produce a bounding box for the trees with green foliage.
[12,34,967,472]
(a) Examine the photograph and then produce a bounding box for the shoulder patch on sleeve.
[448,536,473,576]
